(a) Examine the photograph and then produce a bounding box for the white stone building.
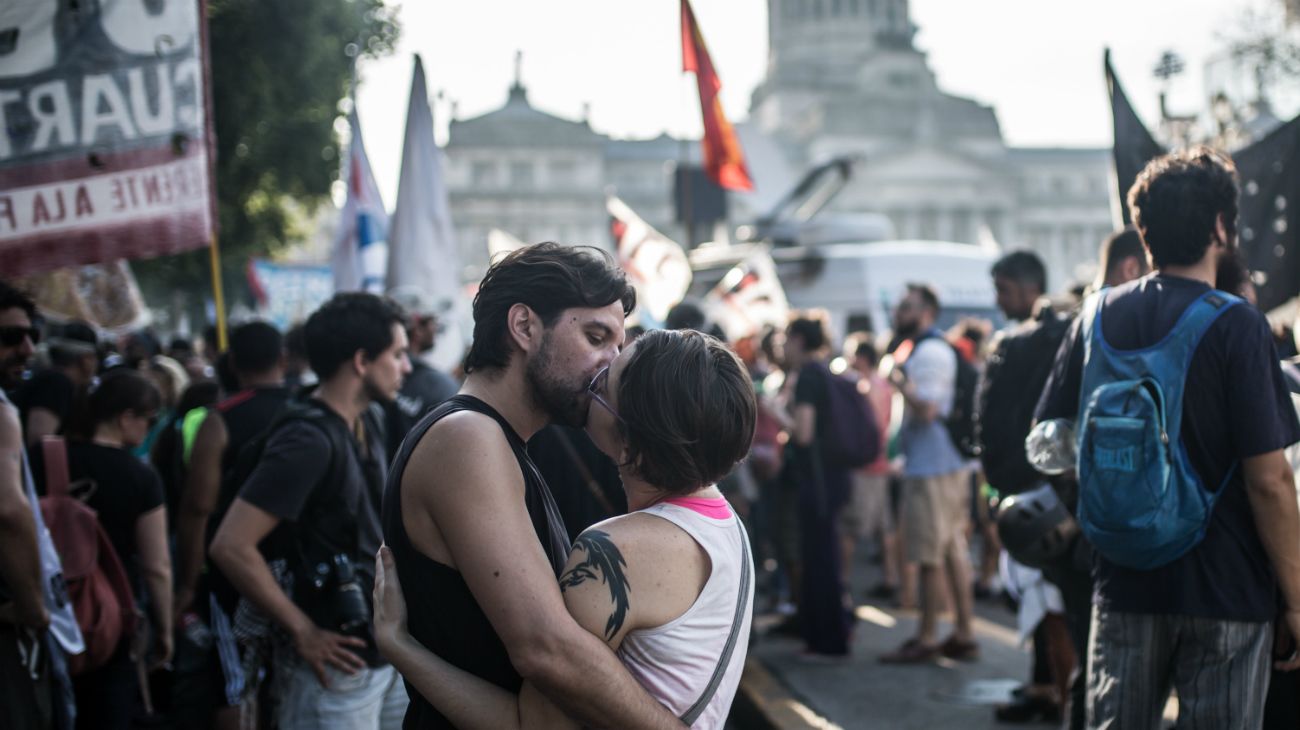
[444,0,1116,291]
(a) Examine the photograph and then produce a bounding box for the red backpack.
[39,437,137,675]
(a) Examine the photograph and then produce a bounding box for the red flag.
[681,0,754,192]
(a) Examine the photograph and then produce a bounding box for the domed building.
[445,1,1117,290]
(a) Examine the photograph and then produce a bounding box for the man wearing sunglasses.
[381,243,684,730]
[0,281,83,728]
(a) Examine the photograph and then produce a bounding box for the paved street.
[736,545,1181,730]
[747,600,1032,729]
[741,534,1034,730]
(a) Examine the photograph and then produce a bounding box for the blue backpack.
[1075,288,1240,570]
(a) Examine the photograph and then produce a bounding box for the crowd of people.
[0,145,1297,730]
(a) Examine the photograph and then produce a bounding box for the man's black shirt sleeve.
[1224,306,1300,458]
[237,420,331,522]
[1034,316,1085,424]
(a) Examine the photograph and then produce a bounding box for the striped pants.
[1086,607,1272,730]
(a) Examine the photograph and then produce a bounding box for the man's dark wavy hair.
[1128,146,1238,269]
[464,243,636,373]
[0,280,36,321]
[617,329,756,495]
[303,292,404,380]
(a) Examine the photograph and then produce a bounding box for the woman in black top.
[44,369,174,730]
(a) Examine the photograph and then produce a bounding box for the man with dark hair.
[382,243,682,729]
[991,250,1048,322]
[211,295,411,730]
[1037,147,1300,727]
[15,321,98,447]
[1097,227,1150,289]
[0,283,37,395]
[881,284,978,663]
[174,320,289,729]
[0,281,82,729]
[383,287,459,458]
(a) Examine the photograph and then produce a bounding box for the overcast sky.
[353,0,1284,205]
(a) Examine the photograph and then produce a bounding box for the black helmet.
[996,485,1079,569]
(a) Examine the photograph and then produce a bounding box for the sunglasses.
[0,326,39,348]
[587,366,625,425]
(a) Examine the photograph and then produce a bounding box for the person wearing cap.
[384,287,460,457]
[16,320,99,448]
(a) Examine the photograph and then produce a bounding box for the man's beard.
[0,353,28,392]
[362,373,395,404]
[894,320,921,340]
[525,334,589,428]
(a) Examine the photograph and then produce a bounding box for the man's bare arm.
[136,506,174,666]
[174,414,225,617]
[373,547,544,730]
[0,403,47,629]
[211,499,367,686]
[409,415,682,729]
[1242,450,1300,671]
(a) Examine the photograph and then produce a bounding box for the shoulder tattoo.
[560,529,631,640]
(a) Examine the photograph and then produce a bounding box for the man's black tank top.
[382,395,570,730]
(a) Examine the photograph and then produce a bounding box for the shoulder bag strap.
[40,435,70,498]
[680,517,752,726]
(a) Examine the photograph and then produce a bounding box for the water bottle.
[1024,418,1076,475]
[179,611,213,651]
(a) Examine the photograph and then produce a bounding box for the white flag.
[331,108,388,293]
[608,195,692,326]
[387,55,460,310]
[703,249,789,341]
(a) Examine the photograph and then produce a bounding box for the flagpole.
[207,232,228,351]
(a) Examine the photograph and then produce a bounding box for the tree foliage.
[135,0,398,314]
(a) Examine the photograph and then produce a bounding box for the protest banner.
[0,0,216,277]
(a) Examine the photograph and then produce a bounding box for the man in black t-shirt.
[210,294,412,730]
[1036,148,1300,728]
[173,321,290,728]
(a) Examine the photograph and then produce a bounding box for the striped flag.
[331,108,389,293]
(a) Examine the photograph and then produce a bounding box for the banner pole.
[208,233,228,351]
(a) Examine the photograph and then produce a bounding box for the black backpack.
[976,308,1072,494]
[916,334,980,459]
[816,363,881,469]
[212,401,356,612]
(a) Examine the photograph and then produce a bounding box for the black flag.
[1106,50,1165,226]
[1234,115,1300,313]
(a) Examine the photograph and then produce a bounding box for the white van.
[688,239,1003,340]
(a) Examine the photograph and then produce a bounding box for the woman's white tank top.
[616,498,754,729]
